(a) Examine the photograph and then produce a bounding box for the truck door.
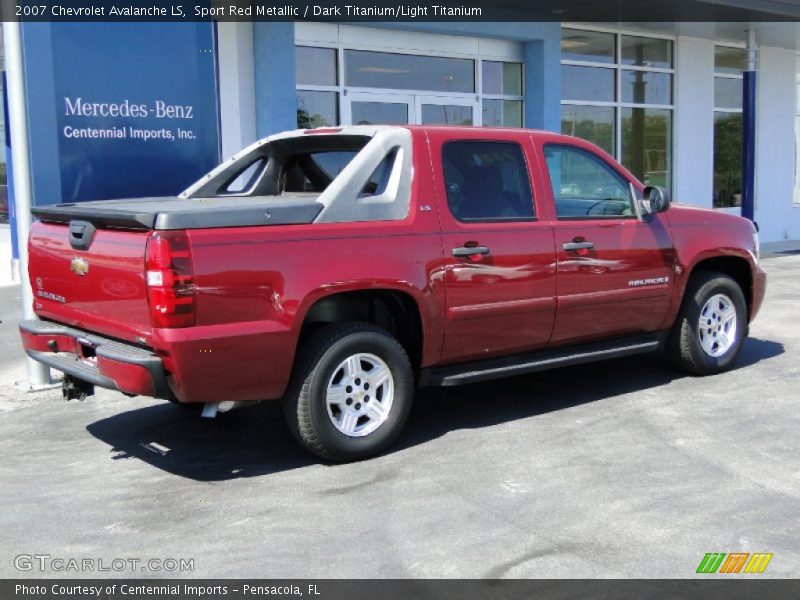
[539,142,675,346]
[429,130,557,364]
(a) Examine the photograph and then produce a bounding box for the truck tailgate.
[29,220,153,343]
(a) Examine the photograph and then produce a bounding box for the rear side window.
[442,141,535,222]
[544,144,634,218]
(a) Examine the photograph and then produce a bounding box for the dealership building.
[2,17,800,285]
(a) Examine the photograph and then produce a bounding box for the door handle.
[562,241,594,251]
[452,245,490,257]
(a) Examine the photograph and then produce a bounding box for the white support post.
[217,22,257,159]
[3,21,53,389]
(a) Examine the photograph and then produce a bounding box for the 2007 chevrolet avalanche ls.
[19,126,766,461]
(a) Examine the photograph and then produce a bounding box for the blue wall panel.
[524,37,561,131]
[21,22,220,206]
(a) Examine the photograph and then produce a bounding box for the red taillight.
[145,232,196,328]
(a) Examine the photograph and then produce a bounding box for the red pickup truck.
[19,126,766,461]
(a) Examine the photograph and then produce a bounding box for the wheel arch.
[297,288,426,374]
[684,254,754,319]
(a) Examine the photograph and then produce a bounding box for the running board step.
[419,332,667,387]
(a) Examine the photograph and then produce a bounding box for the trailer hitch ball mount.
[62,376,95,401]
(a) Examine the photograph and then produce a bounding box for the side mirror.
[643,186,671,214]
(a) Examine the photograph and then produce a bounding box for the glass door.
[415,95,479,126]
[344,92,414,125]
[343,92,480,126]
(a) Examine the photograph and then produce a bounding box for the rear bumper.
[19,320,170,399]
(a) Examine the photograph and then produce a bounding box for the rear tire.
[282,323,414,462]
[668,271,747,375]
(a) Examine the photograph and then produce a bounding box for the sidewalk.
[0,285,61,411]
[762,239,800,256]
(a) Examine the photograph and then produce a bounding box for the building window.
[344,50,475,93]
[296,46,340,128]
[295,42,523,128]
[481,61,524,127]
[560,27,674,190]
[713,45,745,208]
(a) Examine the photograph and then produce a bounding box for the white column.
[217,22,257,158]
[3,22,52,387]
[673,36,715,208]
[753,46,800,242]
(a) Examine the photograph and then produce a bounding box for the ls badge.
[70,257,89,276]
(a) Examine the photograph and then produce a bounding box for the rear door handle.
[452,245,490,257]
[562,241,594,251]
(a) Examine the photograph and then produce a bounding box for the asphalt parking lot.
[1,254,798,579]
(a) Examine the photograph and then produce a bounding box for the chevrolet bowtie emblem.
[70,257,89,276]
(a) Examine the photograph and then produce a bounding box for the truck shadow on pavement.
[85,337,783,482]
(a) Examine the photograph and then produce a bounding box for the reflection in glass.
[482,100,522,128]
[621,107,671,188]
[297,91,338,128]
[544,145,632,218]
[561,28,615,63]
[621,36,673,68]
[482,61,523,95]
[714,77,743,110]
[621,70,672,105]
[715,46,747,76]
[345,50,474,93]
[561,104,615,155]
[420,104,473,125]
[351,101,409,125]
[562,65,615,102]
[713,112,743,208]
[296,46,338,86]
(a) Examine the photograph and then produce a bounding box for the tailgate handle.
[68,220,97,251]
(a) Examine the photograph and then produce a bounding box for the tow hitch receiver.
[62,376,95,401]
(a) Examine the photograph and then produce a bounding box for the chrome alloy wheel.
[326,353,394,437]
[698,293,738,357]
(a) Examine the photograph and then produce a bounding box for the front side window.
[544,144,634,219]
[442,141,534,222]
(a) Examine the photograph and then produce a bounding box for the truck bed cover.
[31,195,323,230]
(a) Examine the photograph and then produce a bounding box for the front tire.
[282,323,414,462]
[668,272,748,375]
